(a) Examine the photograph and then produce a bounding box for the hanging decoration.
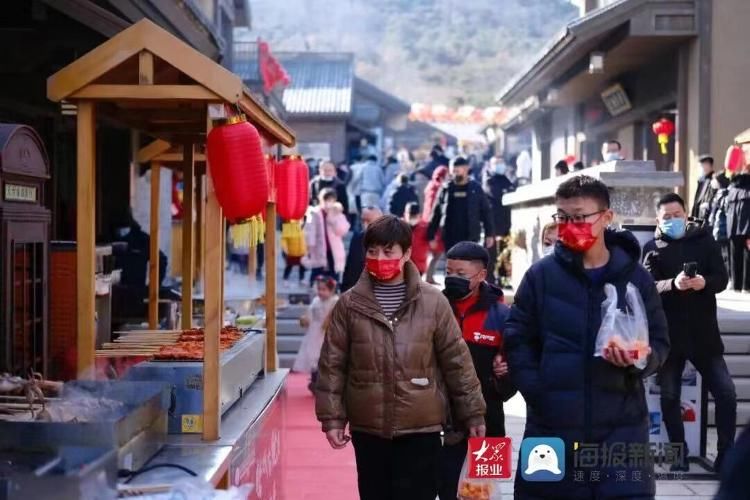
[651,118,675,155]
[206,114,268,249]
[275,155,309,240]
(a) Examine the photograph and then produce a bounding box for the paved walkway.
[281,373,719,499]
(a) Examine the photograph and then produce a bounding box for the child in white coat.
[292,276,339,393]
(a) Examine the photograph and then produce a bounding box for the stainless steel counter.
[121,369,288,492]
[125,444,233,488]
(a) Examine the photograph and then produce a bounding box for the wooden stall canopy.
[47,18,295,147]
[45,18,294,442]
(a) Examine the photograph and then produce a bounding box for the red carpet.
[283,373,359,500]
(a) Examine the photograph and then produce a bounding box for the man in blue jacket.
[505,175,670,499]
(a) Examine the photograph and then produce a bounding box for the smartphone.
[683,261,698,278]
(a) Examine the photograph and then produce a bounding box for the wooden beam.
[148,162,160,329]
[154,152,207,163]
[239,93,296,148]
[70,85,223,101]
[139,51,154,85]
[137,139,172,164]
[265,201,278,372]
[47,20,242,103]
[181,143,195,330]
[203,115,221,441]
[76,101,96,379]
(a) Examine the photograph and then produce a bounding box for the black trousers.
[659,353,737,455]
[730,236,750,291]
[438,439,467,500]
[351,431,441,500]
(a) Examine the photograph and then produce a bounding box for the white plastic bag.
[456,456,503,500]
[595,283,650,370]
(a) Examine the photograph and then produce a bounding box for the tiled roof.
[278,53,354,116]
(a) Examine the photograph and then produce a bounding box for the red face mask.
[366,257,402,281]
[559,222,598,253]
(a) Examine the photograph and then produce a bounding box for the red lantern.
[206,115,268,222]
[652,118,675,155]
[725,144,744,175]
[275,155,309,239]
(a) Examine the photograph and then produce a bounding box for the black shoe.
[713,450,726,473]
[670,460,689,472]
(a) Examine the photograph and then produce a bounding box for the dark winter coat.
[643,224,728,357]
[692,172,716,221]
[427,180,494,250]
[341,230,365,293]
[716,420,750,500]
[484,173,515,237]
[726,173,750,237]
[505,230,670,499]
[446,283,515,438]
[387,184,419,218]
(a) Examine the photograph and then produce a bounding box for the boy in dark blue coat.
[505,176,670,499]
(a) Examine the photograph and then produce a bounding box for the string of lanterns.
[206,112,309,251]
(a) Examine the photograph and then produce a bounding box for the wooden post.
[76,101,96,379]
[265,201,277,372]
[148,162,160,329]
[195,173,204,286]
[203,115,221,441]
[182,144,195,330]
[138,51,154,85]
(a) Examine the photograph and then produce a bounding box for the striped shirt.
[373,282,407,320]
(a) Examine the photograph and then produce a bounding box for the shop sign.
[230,389,284,499]
[4,183,37,203]
[601,84,632,117]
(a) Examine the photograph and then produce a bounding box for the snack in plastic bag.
[456,456,502,500]
[595,283,650,369]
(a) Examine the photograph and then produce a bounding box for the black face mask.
[444,276,473,301]
[454,174,466,184]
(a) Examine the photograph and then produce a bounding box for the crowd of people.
[282,140,750,499]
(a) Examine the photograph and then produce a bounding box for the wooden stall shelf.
[47,18,295,439]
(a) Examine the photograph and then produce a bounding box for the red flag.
[259,40,291,94]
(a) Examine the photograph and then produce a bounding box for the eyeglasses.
[551,210,606,224]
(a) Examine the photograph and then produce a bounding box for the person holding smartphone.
[643,193,736,472]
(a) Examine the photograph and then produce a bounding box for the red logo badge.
[467,437,512,479]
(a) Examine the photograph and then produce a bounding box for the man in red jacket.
[439,241,516,500]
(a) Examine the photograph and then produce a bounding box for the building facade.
[498,0,750,208]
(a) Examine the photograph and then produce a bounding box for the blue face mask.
[660,218,686,239]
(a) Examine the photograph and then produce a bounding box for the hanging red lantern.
[207,114,268,249]
[725,144,744,175]
[651,118,675,155]
[206,114,268,221]
[275,155,309,239]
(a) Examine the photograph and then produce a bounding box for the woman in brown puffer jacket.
[316,215,486,500]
